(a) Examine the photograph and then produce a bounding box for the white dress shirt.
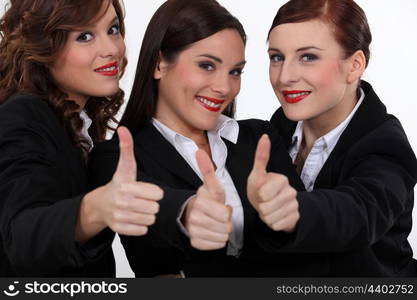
[289,89,365,191]
[80,110,93,152]
[152,115,244,257]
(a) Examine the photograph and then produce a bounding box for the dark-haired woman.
[90,0,304,277]
[256,0,417,276]
[0,0,163,276]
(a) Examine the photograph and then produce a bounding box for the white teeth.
[96,66,117,72]
[286,92,310,98]
[196,97,221,108]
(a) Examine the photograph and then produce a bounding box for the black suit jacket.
[90,119,308,276]
[265,81,417,276]
[0,94,115,277]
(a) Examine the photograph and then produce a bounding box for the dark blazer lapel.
[270,108,297,148]
[316,81,390,186]
[223,135,258,241]
[134,122,202,188]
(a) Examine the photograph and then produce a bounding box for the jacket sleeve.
[255,119,417,253]
[90,139,196,276]
[0,118,113,276]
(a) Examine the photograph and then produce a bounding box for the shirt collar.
[79,110,93,151]
[322,88,365,151]
[290,88,365,152]
[152,114,239,145]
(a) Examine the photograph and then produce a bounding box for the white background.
[1,0,416,277]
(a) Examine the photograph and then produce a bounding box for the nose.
[99,35,124,58]
[211,72,234,97]
[277,59,299,86]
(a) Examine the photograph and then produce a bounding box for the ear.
[346,50,366,84]
[153,52,169,80]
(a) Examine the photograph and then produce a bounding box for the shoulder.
[0,93,58,131]
[346,117,417,179]
[0,93,52,117]
[237,118,274,135]
[0,94,68,154]
[236,118,289,150]
[359,117,414,153]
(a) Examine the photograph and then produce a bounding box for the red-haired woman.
[0,0,163,276]
[253,0,417,276]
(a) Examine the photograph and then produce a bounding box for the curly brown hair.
[0,0,127,151]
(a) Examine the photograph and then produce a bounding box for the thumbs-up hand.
[77,127,163,242]
[101,126,163,235]
[247,134,299,233]
[183,149,232,250]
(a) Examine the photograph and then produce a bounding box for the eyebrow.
[110,16,120,24]
[83,16,119,30]
[198,54,246,67]
[268,46,323,52]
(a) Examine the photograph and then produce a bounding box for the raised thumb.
[196,149,224,202]
[113,126,137,182]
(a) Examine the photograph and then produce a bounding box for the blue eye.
[108,23,120,35]
[230,68,243,77]
[270,54,284,62]
[76,32,93,42]
[199,62,215,71]
[301,53,318,62]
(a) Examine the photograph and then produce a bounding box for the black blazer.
[90,119,309,277]
[265,81,417,276]
[0,94,115,277]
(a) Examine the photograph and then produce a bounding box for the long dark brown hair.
[0,0,127,151]
[120,0,246,133]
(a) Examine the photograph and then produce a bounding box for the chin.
[194,117,219,131]
[282,107,306,122]
[95,87,120,98]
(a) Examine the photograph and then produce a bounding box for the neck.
[302,86,358,147]
[155,115,209,146]
[65,93,88,111]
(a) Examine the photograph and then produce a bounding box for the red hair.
[268,0,372,67]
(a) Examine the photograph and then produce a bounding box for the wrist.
[75,186,107,242]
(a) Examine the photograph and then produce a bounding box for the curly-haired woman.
[0,0,163,276]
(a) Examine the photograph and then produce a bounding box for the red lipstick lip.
[196,95,225,112]
[94,61,119,76]
[282,90,311,104]
[198,95,226,104]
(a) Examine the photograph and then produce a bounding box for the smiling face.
[268,19,363,128]
[50,3,125,108]
[154,29,245,138]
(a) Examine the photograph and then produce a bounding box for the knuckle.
[272,222,281,231]
[157,187,164,199]
[289,188,297,199]
[188,226,197,237]
[153,202,160,214]
[292,200,299,210]
[137,226,148,236]
[118,182,129,194]
[146,214,156,225]
[256,189,264,201]
[227,223,233,233]
[111,211,121,222]
[188,212,199,225]
[294,211,300,220]
[258,203,268,215]
[190,239,201,249]
[115,197,128,210]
